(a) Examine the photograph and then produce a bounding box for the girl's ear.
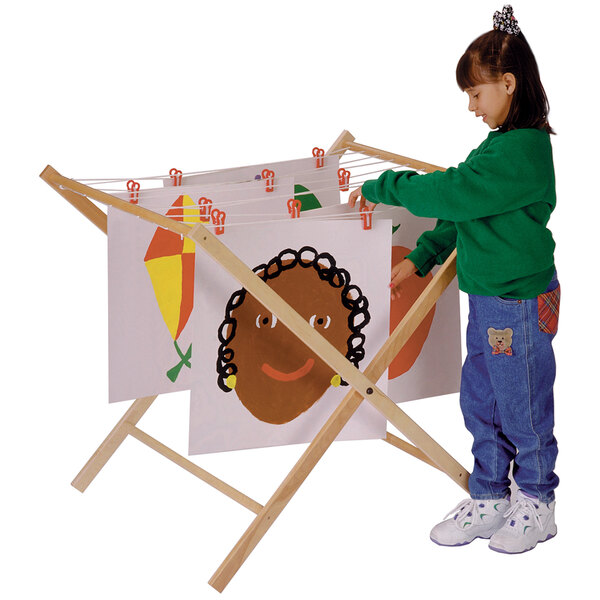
[503,72,517,95]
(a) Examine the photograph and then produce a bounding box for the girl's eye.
[309,315,331,329]
[256,313,277,329]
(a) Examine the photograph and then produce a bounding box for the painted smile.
[261,358,315,382]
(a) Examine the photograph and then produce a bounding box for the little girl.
[349,5,559,554]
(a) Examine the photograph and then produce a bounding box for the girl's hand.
[390,258,417,300]
[348,186,376,211]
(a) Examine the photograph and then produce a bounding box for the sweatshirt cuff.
[361,180,379,203]
[405,246,435,278]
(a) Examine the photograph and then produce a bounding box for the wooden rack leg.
[210,380,468,592]
[209,251,468,592]
[71,395,157,492]
[209,382,365,591]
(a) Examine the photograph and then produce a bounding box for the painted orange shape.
[388,245,435,379]
[261,358,315,382]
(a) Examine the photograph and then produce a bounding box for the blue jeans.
[460,273,560,503]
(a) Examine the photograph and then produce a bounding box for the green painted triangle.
[295,184,321,211]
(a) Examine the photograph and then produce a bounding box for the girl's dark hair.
[456,30,554,134]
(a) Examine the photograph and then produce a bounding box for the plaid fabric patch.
[538,285,561,334]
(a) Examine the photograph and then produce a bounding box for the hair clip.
[493,4,521,36]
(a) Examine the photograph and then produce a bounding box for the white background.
[3,1,597,598]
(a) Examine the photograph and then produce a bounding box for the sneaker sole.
[430,534,492,547]
[488,530,557,555]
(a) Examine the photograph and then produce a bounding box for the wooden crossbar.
[41,130,469,592]
[125,425,264,514]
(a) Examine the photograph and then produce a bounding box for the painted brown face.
[220,254,365,425]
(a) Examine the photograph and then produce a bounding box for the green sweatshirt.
[361,128,556,298]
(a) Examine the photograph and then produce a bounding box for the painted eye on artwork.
[256,313,278,329]
[309,315,331,329]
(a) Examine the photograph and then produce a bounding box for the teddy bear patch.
[487,327,513,356]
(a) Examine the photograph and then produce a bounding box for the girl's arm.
[360,132,554,222]
[390,219,457,298]
[406,219,457,276]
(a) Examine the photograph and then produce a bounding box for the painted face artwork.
[216,247,370,425]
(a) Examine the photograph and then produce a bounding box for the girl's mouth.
[261,358,315,382]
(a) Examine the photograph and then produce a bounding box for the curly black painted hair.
[216,246,371,392]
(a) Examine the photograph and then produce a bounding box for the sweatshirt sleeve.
[406,219,457,277]
[361,131,553,222]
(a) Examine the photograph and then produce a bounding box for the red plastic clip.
[169,168,183,186]
[127,180,140,204]
[312,147,325,168]
[198,197,212,223]
[262,169,275,192]
[360,205,374,230]
[338,168,351,191]
[287,198,301,219]
[211,208,226,235]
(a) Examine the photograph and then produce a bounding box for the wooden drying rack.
[40,129,469,593]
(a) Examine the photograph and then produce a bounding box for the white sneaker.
[430,496,510,547]
[488,489,557,554]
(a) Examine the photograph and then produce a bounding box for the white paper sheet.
[188,218,391,454]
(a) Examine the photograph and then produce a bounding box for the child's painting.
[188,218,392,454]
[107,177,294,403]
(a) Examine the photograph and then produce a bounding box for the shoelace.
[502,496,544,531]
[444,498,483,528]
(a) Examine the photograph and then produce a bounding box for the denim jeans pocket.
[494,296,522,305]
[538,284,561,334]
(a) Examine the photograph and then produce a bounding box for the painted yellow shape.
[145,254,183,340]
[182,236,196,254]
[181,195,199,254]
[181,195,200,223]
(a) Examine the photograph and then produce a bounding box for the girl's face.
[465,73,515,130]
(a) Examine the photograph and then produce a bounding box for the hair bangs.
[456,52,490,90]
